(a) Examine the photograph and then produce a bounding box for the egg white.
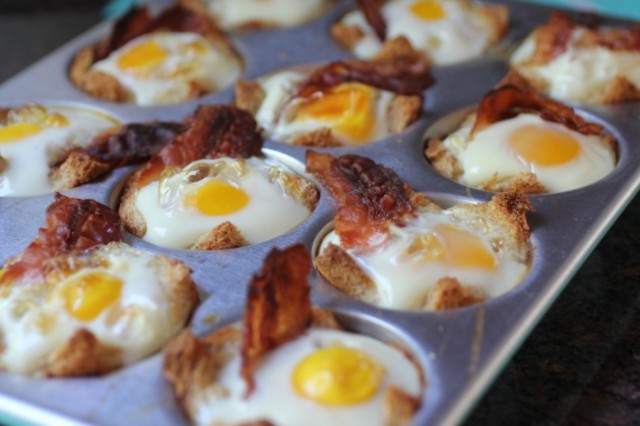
[340,0,494,65]
[135,156,313,249]
[0,242,183,375]
[191,328,422,426]
[92,31,241,106]
[206,0,331,29]
[441,113,616,193]
[0,105,118,197]
[320,208,529,310]
[255,70,396,146]
[510,28,640,103]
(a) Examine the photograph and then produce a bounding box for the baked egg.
[0,104,118,197]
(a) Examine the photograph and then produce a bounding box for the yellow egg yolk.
[411,0,447,21]
[0,109,70,144]
[61,271,123,321]
[0,123,43,144]
[292,345,384,405]
[295,83,375,143]
[117,40,168,71]
[184,180,250,216]
[509,124,581,167]
[408,224,497,269]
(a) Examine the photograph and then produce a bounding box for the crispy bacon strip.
[241,244,312,396]
[134,105,263,189]
[80,121,186,167]
[471,85,606,137]
[529,12,640,65]
[0,194,121,285]
[357,0,386,41]
[95,5,224,61]
[297,51,434,97]
[306,151,415,250]
[95,6,152,60]
[529,12,576,65]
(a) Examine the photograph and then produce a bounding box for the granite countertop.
[0,3,638,426]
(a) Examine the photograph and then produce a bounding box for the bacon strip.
[81,121,186,167]
[297,50,434,97]
[529,12,575,65]
[95,5,225,61]
[0,194,121,285]
[306,151,415,250]
[134,105,263,189]
[471,85,606,137]
[357,0,387,41]
[241,244,312,396]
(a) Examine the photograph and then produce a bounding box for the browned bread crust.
[44,329,123,377]
[50,150,113,191]
[423,278,487,311]
[291,127,342,147]
[315,243,380,304]
[384,385,422,426]
[191,221,248,250]
[69,46,129,102]
[235,80,266,116]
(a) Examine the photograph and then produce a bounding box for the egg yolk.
[0,123,43,144]
[292,345,384,405]
[184,180,250,216]
[117,40,168,71]
[61,271,123,321]
[407,224,497,269]
[294,83,375,143]
[509,125,581,167]
[411,0,447,21]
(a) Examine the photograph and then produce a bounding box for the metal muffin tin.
[1,0,639,425]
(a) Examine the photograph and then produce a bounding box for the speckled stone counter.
[0,4,639,426]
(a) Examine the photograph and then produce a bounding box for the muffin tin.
[1,0,639,425]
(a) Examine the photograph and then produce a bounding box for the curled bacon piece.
[0,194,121,286]
[241,244,312,396]
[306,151,415,250]
[528,12,575,65]
[95,5,224,61]
[297,50,434,97]
[134,105,263,189]
[357,0,387,41]
[471,85,606,137]
[82,121,186,167]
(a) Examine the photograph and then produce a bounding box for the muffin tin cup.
[1,0,640,425]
